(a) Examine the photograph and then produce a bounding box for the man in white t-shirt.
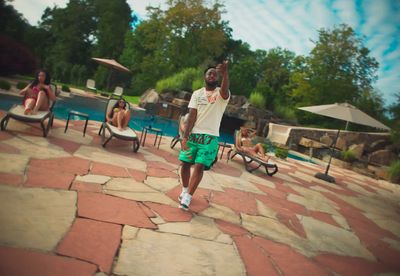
[178,60,230,210]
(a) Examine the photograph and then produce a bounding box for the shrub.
[341,150,356,162]
[249,91,266,108]
[0,80,11,90]
[388,160,400,183]
[16,81,28,90]
[275,147,288,159]
[61,85,70,92]
[156,67,201,92]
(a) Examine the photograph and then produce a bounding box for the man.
[178,60,230,210]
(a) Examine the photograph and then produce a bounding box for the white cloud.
[13,0,67,25]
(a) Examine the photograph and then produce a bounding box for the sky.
[11,0,400,106]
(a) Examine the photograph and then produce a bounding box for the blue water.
[0,93,234,143]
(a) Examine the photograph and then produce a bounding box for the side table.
[140,126,163,149]
[64,110,89,136]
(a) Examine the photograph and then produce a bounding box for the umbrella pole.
[315,129,341,183]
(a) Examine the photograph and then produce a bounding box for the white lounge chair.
[112,86,124,98]
[86,79,96,93]
[0,84,58,137]
[98,98,140,152]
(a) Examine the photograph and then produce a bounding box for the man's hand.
[216,60,229,75]
[181,137,189,151]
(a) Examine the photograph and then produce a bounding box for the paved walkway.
[0,109,399,276]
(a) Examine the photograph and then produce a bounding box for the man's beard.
[205,80,218,89]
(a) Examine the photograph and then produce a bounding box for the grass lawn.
[124,95,140,105]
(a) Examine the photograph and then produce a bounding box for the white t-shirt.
[188,87,230,137]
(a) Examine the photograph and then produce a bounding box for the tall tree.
[307,24,379,104]
[40,0,96,82]
[92,0,132,58]
[120,0,228,94]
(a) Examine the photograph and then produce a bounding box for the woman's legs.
[32,91,49,114]
[254,143,270,161]
[24,98,36,114]
[121,110,130,128]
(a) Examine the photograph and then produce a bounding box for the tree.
[120,0,228,94]
[40,0,96,82]
[307,24,379,104]
[92,0,132,59]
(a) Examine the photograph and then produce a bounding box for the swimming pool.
[0,93,234,143]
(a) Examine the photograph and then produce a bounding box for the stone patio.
[0,109,399,275]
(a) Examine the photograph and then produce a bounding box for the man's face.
[204,68,218,87]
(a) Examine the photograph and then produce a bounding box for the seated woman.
[19,70,56,115]
[236,127,270,162]
[106,99,131,131]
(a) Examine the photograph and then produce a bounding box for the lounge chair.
[170,114,186,149]
[86,79,96,93]
[0,84,58,137]
[112,86,124,98]
[227,129,278,176]
[98,97,140,152]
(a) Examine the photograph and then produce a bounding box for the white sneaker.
[179,193,192,211]
[178,190,186,202]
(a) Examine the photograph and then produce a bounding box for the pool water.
[0,93,234,143]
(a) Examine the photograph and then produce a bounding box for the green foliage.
[249,91,266,108]
[123,95,140,105]
[307,24,378,105]
[274,102,297,122]
[388,160,400,184]
[120,0,228,93]
[0,80,11,90]
[16,81,28,90]
[61,85,70,92]
[275,148,288,159]
[156,68,201,92]
[192,78,204,91]
[341,150,356,162]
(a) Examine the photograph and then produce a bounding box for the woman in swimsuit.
[236,127,270,161]
[106,99,131,131]
[19,70,56,115]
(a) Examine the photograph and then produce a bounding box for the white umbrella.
[298,102,390,183]
[298,102,390,131]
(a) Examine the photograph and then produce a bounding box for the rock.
[139,89,159,107]
[229,95,248,107]
[368,139,391,153]
[176,91,192,101]
[335,136,347,151]
[172,98,189,107]
[320,133,333,146]
[299,137,328,149]
[368,165,390,181]
[159,91,175,102]
[348,144,365,159]
[368,149,397,166]
[329,157,352,169]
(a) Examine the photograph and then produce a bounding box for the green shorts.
[179,133,219,170]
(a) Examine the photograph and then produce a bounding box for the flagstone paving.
[0,113,399,275]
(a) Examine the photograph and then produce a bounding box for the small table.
[140,126,163,149]
[64,110,89,136]
[218,141,232,159]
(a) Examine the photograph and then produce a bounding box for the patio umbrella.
[92,58,131,90]
[298,102,390,183]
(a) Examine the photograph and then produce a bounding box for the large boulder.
[335,137,347,151]
[320,133,333,147]
[348,144,365,159]
[139,89,159,107]
[176,91,192,101]
[368,149,397,166]
[367,139,391,153]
